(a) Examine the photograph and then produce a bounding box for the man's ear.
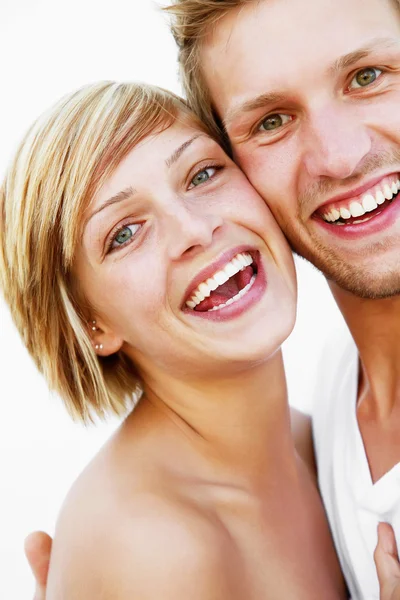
[87,318,124,356]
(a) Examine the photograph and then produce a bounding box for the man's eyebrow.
[223,92,287,130]
[86,186,136,227]
[165,134,202,168]
[331,37,400,73]
[223,38,400,130]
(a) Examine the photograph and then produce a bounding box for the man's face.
[201,0,400,298]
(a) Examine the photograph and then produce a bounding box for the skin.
[375,524,400,600]
[26,525,400,599]
[31,119,348,599]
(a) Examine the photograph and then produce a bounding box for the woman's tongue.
[194,266,253,312]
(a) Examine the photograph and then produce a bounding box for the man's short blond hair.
[0,81,203,423]
[165,0,257,148]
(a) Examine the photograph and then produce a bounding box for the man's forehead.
[200,0,400,121]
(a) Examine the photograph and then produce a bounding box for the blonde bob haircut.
[0,81,208,423]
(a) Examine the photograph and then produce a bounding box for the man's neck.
[138,350,297,491]
[330,281,400,419]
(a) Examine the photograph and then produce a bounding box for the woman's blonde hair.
[0,81,206,423]
[165,0,256,149]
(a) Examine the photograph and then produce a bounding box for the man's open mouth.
[185,252,258,313]
[316,176,400,226]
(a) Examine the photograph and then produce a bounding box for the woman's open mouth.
[183,250,264,320]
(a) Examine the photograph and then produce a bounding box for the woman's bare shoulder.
[45,435,234,599]
[46,472,233,599]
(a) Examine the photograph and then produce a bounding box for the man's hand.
[24,531,52,600]
[375,523,400,600]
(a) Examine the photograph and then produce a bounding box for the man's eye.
[190,167,217,187]
[349,67,382,90]
[258,113,291,132]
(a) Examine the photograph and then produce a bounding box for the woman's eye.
[349,67,382,90]
[258,113,291,133]
[110,224,140,250]
[190,166,217,187]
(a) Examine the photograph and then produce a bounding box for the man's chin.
[293,247,400,300]
[327,273,400,300]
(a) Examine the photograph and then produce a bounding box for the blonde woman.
[1,81,347,598]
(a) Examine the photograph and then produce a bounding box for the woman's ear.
[87,318,124,356]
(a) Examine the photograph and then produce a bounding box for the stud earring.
[95,344,103,351]
[91,320,98,332]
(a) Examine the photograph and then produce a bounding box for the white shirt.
[312,336,400,600]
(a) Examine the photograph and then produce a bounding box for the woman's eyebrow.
[86,186,136,227]
[165,134,203,168]
[85,134,206,229]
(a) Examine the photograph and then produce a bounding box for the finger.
[24,531,52,597]
[375,523,400,590]
[379,523,399,557]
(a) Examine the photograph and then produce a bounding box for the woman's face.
[75,118,297,383]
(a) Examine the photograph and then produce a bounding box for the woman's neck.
[138,350,297,491]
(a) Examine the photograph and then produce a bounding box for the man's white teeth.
[349,201,364,217]
[362,194,377,212]
[185,252,254,309]
[384,184,393,200]
[340,207,351,219]
[376,191,385,205]
[322,178,400,223]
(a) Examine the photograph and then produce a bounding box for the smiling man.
[164,0,400,597]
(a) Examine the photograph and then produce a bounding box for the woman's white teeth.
[206,278,218,291]
[214,270,229,286]
[185,252,254,309]
[207,274,256,312]
[322,178,400,223]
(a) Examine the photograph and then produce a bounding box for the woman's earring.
[91,320,98,332]
[95,344,103,351]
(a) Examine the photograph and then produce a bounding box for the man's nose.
[164,202,224,260]
[302,105,371,180]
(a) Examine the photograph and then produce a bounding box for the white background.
[0,1,348,597]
